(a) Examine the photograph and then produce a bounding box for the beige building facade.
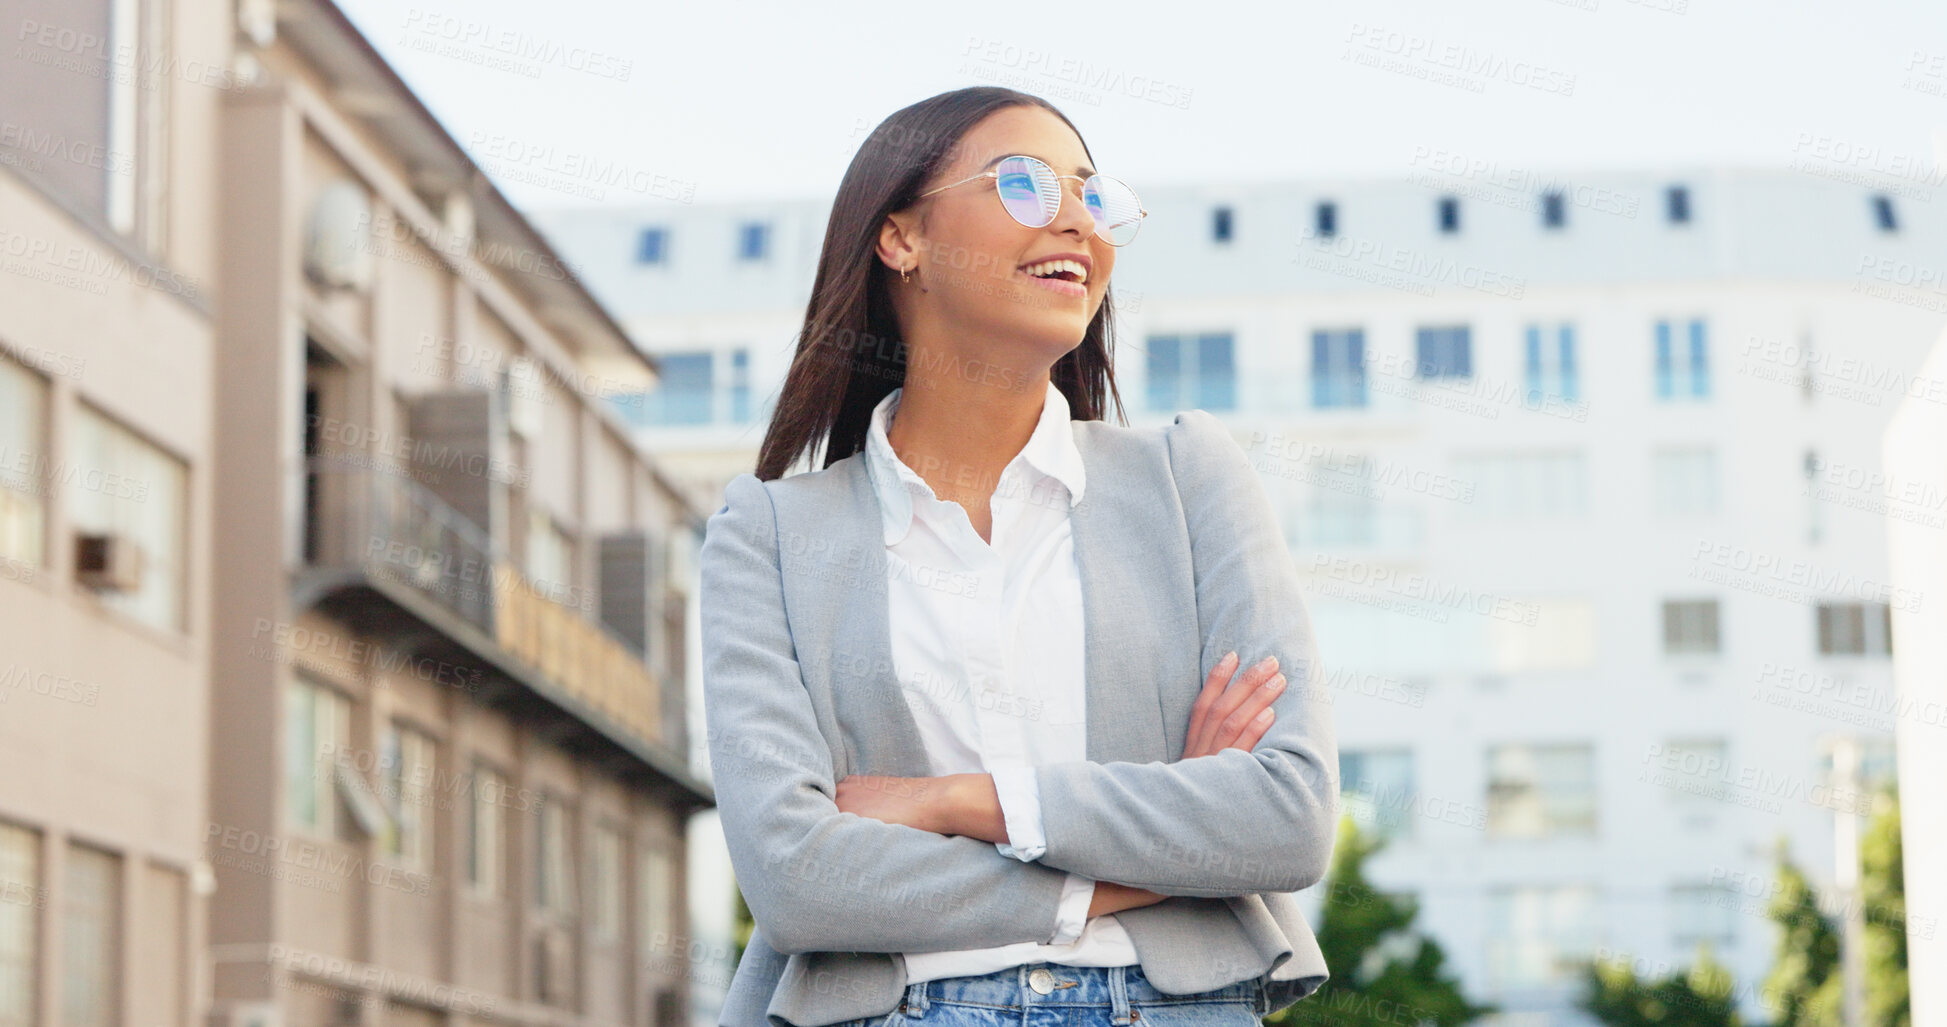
[2,0,714,1025]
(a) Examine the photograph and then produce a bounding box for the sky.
[335,0,1947,215]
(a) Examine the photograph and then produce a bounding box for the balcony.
[302,457,663,753]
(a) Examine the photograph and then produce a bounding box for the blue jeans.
[836,962,1265,1027]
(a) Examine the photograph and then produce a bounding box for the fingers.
[1186,652,1285,757]
[1186,651,1240,756]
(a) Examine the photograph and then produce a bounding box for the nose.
[1049,177,1099,242]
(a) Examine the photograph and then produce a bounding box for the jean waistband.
[900,962,1258,1025]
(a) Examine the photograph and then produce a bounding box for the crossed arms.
[698,411,1338,957]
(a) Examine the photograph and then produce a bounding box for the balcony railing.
[305,456,496,630]
[303,456,662,747]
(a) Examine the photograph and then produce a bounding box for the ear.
[875,210,923,276]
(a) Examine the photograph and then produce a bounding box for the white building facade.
[535,166,1944,1025]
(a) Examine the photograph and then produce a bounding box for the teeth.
[1021,258,1088,283]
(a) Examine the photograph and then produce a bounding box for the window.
[525,509,573,598]
[1485,598,1595,673]
[644,351,714,426]
[1659,738,1730,811]
[729,348,752,423]
[1523,323,1579,405]
[1487,885,1599,987]
[1313,201,1337,238]
[1211,206,1233,243]
[1145,333,1235,413]
[1311,329,1366,408]
[1872,194,1898,233]
[67,404,189,632]
[0,0,146,235]
[63,844,120,1027]
[1663,599,1721,656]
[1486,743,1596,837]
[636,847,674,955]
[1670,883,1736,951]
[0,822,38,1027]
[1340,750,1415,840]
[1804,449,1825,545]
[1817,601,1892,656]
[635,227,667,265]
[1666,185,1691,224]
[535,797,576,916]
[285,677,350,835]
[591,825,626,945]
[737,222,770,261]
[467,763,506,898]
[1652,447,1719,516]
[380,723,435,870]
[1541,190,1566,229]
[1414,325,1472,379]
[1305,454,1378,547]
[1654,318,1710,399]
[1450,452,1586,520]
[1437,196,1460,234]
[0,356,48,569]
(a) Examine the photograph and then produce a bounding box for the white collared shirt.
[862,379,1139,984]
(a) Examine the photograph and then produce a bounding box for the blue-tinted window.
[729,348,751,423]
[1212,207,1233,243]
[1666,186,1691,224]
[1872,195,1898,233]
[635,227,667,265]
[738,222,770,261]
[1654,319,1710,400]
[1146,333,1236,413]
[1311,329,1367,409]
[647,352,714,425]
[1525,323,1579,405]
[1438,196,1460,234]
[1414,325,1472,379]
[1315,201,1338,238]
[1541,191,1565,229]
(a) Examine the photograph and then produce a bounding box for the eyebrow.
[980,152,1096,178]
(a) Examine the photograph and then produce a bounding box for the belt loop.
[1109,965,1134,1025]
[903,979,929,1016]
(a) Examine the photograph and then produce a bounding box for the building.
[3,0,717,1025]
[536,166,1943,1024]
[1884,321,1947,1027]
[207,2,715,1025]
[1,0,221,1022]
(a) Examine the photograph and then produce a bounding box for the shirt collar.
[863,378,1087,547]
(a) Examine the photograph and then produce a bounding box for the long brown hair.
[753,86,1129,481]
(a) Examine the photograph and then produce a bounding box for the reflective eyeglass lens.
[1084,175,1144,246]
[996,155,1061,228]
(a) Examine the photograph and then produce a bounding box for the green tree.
[1580,945,1742,1027]
[1764,784,1911,1027]
[1860,783,1911,1027]
[1764,838,1842,1027]
[1273,815,1494,1027]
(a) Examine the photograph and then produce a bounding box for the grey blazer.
[700,408,1339,1027]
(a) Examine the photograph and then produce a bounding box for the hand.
[1182,651,1285,759]
[832,774,952,834]
[1088,880,1170,918]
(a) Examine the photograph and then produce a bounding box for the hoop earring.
[899,265,911,285]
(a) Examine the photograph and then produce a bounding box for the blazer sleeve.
[701,471,1076,955]
[1026,409,1341,897]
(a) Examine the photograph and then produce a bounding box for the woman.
[701,86,1337,1027]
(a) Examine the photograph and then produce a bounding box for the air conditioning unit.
[75,532,143,592]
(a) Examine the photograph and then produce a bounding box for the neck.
[888,364,1053,504]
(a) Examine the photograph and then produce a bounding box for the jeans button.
[1028,968,1056,994]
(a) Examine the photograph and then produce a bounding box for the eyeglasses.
[916,154,1147,247]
